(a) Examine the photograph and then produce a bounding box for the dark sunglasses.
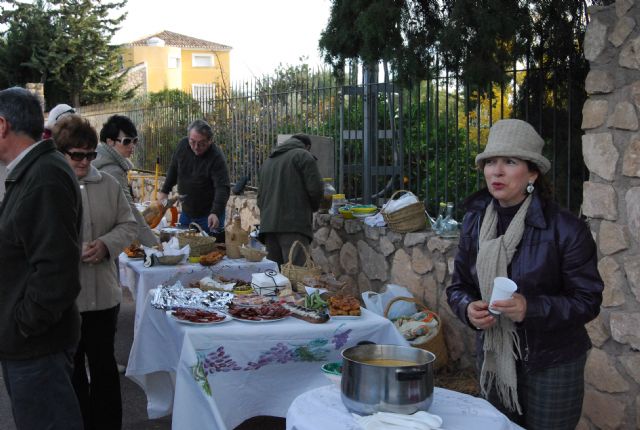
[65,150,98,161]
[115,137,138,146]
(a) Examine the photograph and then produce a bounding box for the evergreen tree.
[0,0,56,88]
[319,0,615,87]
[0,0,130,108]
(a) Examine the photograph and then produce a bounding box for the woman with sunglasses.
[93,114,159,246]
[52,114,137,430]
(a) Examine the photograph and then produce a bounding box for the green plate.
[321,361,343,375]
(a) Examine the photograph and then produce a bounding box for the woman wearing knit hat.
[446,119,603,429]
[43,103,75,139]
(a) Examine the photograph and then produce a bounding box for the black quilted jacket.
[446,189,604,373]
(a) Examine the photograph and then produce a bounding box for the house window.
[192,83,215,112]
[168,56,180,69]
[192,54,214,68]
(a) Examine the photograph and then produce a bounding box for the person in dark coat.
[0,87,84,430]
[257,134,323,266]
[446,119,603,430]
[157,119,230,236]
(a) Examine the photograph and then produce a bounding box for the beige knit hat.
[475,119,550,173]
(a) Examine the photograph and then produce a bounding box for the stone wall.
[581,1,640,429]
[222,193,477,369]
[309,214,476,369]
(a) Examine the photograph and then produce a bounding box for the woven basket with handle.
[381,190,427,233]
[384,296,448,370]
[281,240,321,284]
[177,223,217,257]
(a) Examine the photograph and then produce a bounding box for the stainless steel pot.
[341,344,435,415]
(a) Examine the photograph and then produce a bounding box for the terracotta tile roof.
[125,30,232,51]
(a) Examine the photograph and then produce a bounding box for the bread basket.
[239,245,267,262]
[155,254,184,265]
[177,223,217,257]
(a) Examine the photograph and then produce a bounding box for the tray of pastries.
[328,295,362,318]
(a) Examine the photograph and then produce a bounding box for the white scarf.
[476,195,532,414]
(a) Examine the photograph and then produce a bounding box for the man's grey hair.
[187,119,213,141]
[0,87,44,141]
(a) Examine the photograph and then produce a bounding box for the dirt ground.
[435,366,480,396]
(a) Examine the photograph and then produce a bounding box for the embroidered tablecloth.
[126,289,409,430]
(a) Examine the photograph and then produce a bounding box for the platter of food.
[199,250,225,266]
[227,303,290,322]
[328,295,362,318]
[230,294,272,307]
[330,313,362,320]
[281,303,329,324]
[124,243,145,259]
[166,308,230,325]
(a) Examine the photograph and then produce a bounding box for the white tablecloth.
[286,385,525,430]
[127,289,409,430]
[118,253,278,326]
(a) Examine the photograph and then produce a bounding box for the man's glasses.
[115,137,139,146]
[65,150,98,161]
[189,139,210,149]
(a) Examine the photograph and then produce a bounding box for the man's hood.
[269,138,306,158]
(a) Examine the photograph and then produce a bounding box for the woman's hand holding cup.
[489,277,527,322]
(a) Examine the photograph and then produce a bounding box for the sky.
[111,0,333,83]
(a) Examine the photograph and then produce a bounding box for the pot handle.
[396,369,427,381]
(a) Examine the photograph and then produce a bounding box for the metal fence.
[79,62,586,215]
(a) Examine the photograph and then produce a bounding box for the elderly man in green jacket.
[257,134,323,266]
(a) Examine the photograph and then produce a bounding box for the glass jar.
[319,178,335,213]
[331,193,347,215]
[440,202,460,238]
[431,202,446,235]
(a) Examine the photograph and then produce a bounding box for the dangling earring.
[526,181,535,194]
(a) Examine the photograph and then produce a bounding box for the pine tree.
[319,0,615,87]
[0,0,130,108]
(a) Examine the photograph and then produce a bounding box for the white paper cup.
[489,277,518,315]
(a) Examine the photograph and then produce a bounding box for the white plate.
[230,315,288,323]
[166,310,231,325]
[351,211,378,218]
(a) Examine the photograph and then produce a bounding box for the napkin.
[364,212,386,227]
[142,237,190,267]
[353,411,443,430]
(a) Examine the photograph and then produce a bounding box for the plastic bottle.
[319,178,336,213]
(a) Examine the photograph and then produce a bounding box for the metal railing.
[79,61,586,215]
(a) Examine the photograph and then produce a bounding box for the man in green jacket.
[257,134,323,266]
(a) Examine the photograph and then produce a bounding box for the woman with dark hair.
[93,114,159,246]
[53,114,137,430]
[446,119,603,430]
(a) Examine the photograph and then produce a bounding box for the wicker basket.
[381,190,427,233]
[177,223,217,257]
[240,245,268,262]
[384,296,448,371]
[281,240,321,284]
[156,254,184,265]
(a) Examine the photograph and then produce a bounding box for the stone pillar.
[581,1,640,428]
[25,82,45,109]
